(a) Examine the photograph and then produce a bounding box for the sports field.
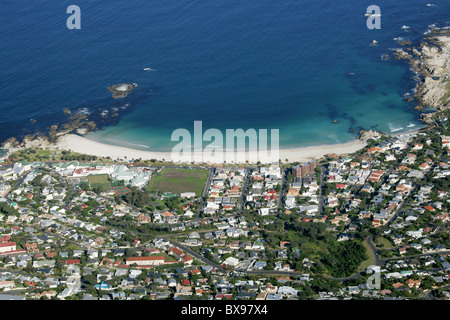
[148,168,209,197]
[88,174,112,190]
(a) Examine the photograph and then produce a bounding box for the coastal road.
[198,167,215,217]
[237,167,252,215]
[366,236,384,267]
[246,270,302,277]
[322,272,364,282]
[158,233,450,284]
[169,239,225,270]
[277,167,287,211]
[382,250,450,262]
[318,164,327,215]
[425,284,450,300]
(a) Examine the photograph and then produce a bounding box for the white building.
[0,242,16,253]
[180,192,196,198]
[222,256,240,267]
[125,256,165,266]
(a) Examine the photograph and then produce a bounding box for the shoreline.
[51,124,426,164]
[1,104,431,166]
[54,133,368,164]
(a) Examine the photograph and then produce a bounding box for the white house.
[277,286,298,296]
[183,210,195,218]
[222,256,240,267]
[180,192,196,199]
[0,242,16,253]
[406,229,423,239]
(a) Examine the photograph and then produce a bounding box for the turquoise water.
[0,149,8,159]
[1,1,448,151]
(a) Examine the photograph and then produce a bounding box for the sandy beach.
[55,133,367,164]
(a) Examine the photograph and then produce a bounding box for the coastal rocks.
[83,121,97,132]
[107,83,136,99]
[420,112,435,125]
[76,128,89,135]
[359,129,382,142]
[2,134,53,151]
[394,49,413,61]
[71,113,88,121]
[2,81,140,151]
[394,28,450,117]
[3,110,100,150]
[48,125,67,143]
[64,117,96,136]
[411,48,421,57]
[59,113,97,135]
[414,36,450,109]
[381,54,389,61]
[39,111,99,143]
[397,40,412,46]
[1,137,20,149]
[403,92,413,102]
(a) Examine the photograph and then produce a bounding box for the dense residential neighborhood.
[0,111,449,301]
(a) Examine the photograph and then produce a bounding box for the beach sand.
[56,133,367,164]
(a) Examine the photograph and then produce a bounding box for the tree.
[0,202,17,215]
[321,240,367,278]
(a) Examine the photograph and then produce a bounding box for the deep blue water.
[0,0,449,151]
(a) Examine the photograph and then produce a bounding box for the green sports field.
[148,168,209,197]
[87,174,112,190]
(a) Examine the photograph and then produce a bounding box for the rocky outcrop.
[359,129,382,142]
[394,29,450,116]
[107,83,136,99]
[393,48,414,61]
[1,134,54,151]
[397,40,412,46]
[1,137,20,149]
[2,79,139,151]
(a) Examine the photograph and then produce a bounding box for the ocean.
[1,0,449,152]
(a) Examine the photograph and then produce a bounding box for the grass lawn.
[297,238,330,260]
[148,168,209,197]
[11,148,54,162]
[440,81,450,105]
[358,239,376,272]
[161,252,177,262]
[62,243,84,251]
[88,174,112,190]
[146,200,163,208]
[373,236,394,249]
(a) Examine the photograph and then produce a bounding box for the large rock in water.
[107,83,136,99]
